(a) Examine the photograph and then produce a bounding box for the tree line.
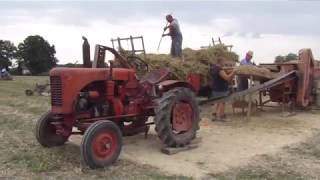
[274,53,298,63]
[0,35,57,75]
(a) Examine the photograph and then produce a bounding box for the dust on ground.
[72,103,320,178]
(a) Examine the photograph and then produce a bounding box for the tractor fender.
[158,80,196,93]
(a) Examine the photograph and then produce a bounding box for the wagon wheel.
[25,89,34,96]
[35,111,68,147]
[126,55,149,77]
[154,87,200,147]
[81,120,122,168]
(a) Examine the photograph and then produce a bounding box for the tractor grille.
[50,76,63,106]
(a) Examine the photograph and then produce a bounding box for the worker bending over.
[237,50,254,91]
[162,14,183,58]
[211,58,236,121]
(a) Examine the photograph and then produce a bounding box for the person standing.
[211,57,236,121]
[237,50,254,91]
[162,14,183,58]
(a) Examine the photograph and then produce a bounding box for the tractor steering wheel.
[126,55,149,77]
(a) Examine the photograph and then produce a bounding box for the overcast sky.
[1,1,320,64]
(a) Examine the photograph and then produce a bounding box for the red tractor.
[35,37,200,168]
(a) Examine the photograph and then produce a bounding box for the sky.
[1,0,320,64]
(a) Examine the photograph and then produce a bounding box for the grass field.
[0,76,190,180]
[1,76,320,179]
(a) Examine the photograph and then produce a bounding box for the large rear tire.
[35,111,68,147]
[81,120,122,169]
[155,87,200,147]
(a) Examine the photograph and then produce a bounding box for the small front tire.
[81,120,122,169]
[35,111,68,147]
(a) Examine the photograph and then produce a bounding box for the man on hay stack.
[162,14,183,59]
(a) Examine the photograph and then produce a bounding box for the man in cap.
[237,51,255,91]
[162,14,183,58]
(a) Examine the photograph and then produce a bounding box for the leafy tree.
[274,53,298,63]
[275,55,285,63]
[0,40,17,70]
[285,53,298,61]
[18,35,58,74]
[63,62,81,68]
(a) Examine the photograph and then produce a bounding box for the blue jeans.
[211,91,229,99]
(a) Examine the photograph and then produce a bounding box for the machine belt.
[199,71,297,105]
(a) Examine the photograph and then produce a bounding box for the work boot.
[216,114,227,122]
[211,113,216,121]
[216,116,225,122]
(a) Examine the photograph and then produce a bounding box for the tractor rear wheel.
[155,87,200,147]
[81,120,122,168]
[35,111,68,147]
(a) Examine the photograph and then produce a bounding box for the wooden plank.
[161,138,201,155]
[247,75,253,120]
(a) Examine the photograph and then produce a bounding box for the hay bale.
[117,45,239,86]
[145,45,239,86]
[234,65,278,80]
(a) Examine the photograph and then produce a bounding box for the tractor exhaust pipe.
[82,36,92,68]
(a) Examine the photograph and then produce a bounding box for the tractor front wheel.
[81,120,122,168]
[155,87,200,147]
[35,111,68,147]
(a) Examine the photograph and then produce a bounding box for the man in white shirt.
[162,15,183,58]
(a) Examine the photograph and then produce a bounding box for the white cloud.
[210,18,240,34]
[1,14,319,65]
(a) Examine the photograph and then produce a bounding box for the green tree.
[18,35,58,74]
[275,55,285,63]
[285,53,298,61]
[0,40,17,70]
[274,53,298,63]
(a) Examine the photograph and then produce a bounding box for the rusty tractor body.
[259,49,320,108]
[35,37,200,168]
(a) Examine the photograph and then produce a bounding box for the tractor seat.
[140,67,171,85]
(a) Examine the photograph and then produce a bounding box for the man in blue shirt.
[240,50,254,65]
[238,51,254,91]
[211,57,236,121]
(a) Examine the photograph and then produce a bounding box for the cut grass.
[209,132,320,180]
[286,133,320,159]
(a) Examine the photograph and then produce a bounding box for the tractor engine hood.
[50,67,109,81]
[49,67,135,114]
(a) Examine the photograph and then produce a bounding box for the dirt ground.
[1,76,320,179]
[70,102,320,179]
